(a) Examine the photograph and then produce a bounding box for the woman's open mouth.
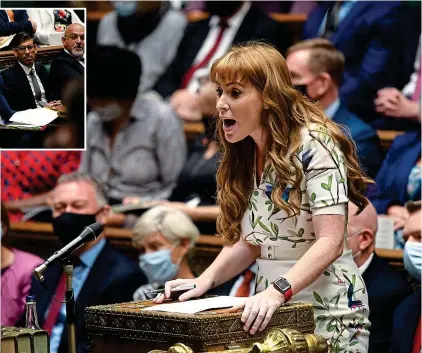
[223,119,237,132]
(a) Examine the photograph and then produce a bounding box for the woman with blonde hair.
[132,205,200,300]
[156,41,372,352]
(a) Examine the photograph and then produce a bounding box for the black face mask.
[205,1,242,17]
[52,212,98,246]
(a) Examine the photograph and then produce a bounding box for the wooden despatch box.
[85,300,316,353]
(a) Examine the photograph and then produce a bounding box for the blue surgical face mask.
[404,241,422,281]
[138,247,180,285]
[113,1,138,17]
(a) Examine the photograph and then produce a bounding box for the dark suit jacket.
[49,50,84,100]
[30,242,147,353]
[361,254,412,353]
[0,74,14,122]
[332,103,382,179]
[0,10,32,36]
[303,1,402,120]
[154,8,290,98]
[390,288,421,353]
[1,62,50,111]
[370,131,421,214]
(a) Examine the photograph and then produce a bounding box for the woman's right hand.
[153,276,213,303]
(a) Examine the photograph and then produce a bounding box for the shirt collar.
[324,98,341,119]
[18,61,35,75]
[358,252,374,275]
[79,238,106,269]
[209,1,251,29]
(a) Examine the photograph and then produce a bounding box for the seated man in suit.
[49,23,84,100]
[30,172,147,353]
[286,38,382,178]
[1,32,60,111]
[0,9,36,37]
[391,200,421,353]
[153,0,290,121]
[347,200,412,353]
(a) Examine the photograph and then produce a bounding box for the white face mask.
[93,102,123,122]
[404,241,422,281]
[347,229,362,260]
[113,1,138,17]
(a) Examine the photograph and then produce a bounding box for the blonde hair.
[132,206,200,247]
[210,41,373,245]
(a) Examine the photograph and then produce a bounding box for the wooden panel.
[184,121,204,142]
[377,130,405,153]
[0,45,63,70]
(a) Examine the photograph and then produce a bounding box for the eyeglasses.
[65,34,85,41]
[15,44,36,52]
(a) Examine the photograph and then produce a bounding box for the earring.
[264,104,269,109]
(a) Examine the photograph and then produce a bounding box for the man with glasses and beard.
[49,23,84,100]
[1,32,60,111]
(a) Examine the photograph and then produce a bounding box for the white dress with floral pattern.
[241,125,370,353]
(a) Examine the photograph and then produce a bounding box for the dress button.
[268,246,272,251]
[268,253,272,259]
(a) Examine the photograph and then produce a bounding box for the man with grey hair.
[347,201,411,353]
[30,171,147,353]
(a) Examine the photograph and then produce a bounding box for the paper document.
[0,34,15,49]
[9,108,58,127]
[143,296,246,314]
[375,216,395,249]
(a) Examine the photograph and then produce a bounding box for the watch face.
[275,277,291,292]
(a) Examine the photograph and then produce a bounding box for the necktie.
[235,269,255,297]
[29,69,42,102]
[6,10,14,22]
[412,65,421,101]
[43,273,66,334]
[180,20,228,89]
[322,2,342,38]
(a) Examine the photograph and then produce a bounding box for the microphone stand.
[62,258,77,353]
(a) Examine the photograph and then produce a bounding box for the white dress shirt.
[64,48,84,68]
[186,1,251,94]
[18,62,47,107]
[402,35,421,98]
[358,252,374,275]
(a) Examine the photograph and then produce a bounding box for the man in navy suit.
[30,172,147,353]
[347,201,412,353]
[302,1,403,121]
[286,38,382,178]
[0,9,36,37]
[153,1,290,121]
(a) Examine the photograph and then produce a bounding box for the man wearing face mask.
[153,1,289,121]
[30,172,147,353]
[286,38,382,179]
[391,200,422,353]
[347,201,412,353]
[84,46,186,216]
[97,1,186,93]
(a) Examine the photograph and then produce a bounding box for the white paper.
[375,216,395,249]
[9,108,58,127]
[143,296,246,314]
[0,34,15,49]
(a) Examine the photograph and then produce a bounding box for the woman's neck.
[177,257,195,279]
[1,246,15,270]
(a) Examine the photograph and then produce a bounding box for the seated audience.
[27,9,83,45]
[374,35,421,130]
[303,1,404,121]
[1,203,43,326]
[0,74,15,123]
[84,46,186,208]
[30,172,146,353]
[347,201,411,353]
[97,1,186,93]
[49,23,84,101]
[1,151,80,221]
[124,81,220,234]
[0,9,36,37]
[390,200,421,353]
[286,38,382,178]
[370,130,421,245]
[1,32,61,111]
[153,0,290,121]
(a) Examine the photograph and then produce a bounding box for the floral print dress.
[241,125,370,353]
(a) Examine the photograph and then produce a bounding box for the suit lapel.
[14,63,37,109]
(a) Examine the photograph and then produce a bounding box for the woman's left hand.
[229,285,285,335]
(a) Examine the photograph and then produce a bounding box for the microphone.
[33,222,104,283]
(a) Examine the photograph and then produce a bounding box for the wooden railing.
[377,130,404,152]
[8,221,403,274]
[0,45,63,70]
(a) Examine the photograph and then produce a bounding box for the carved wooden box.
[85,300,315,353]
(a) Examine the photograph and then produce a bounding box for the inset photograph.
[0,8,85,149]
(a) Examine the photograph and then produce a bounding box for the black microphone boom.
[33,222,104,282]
